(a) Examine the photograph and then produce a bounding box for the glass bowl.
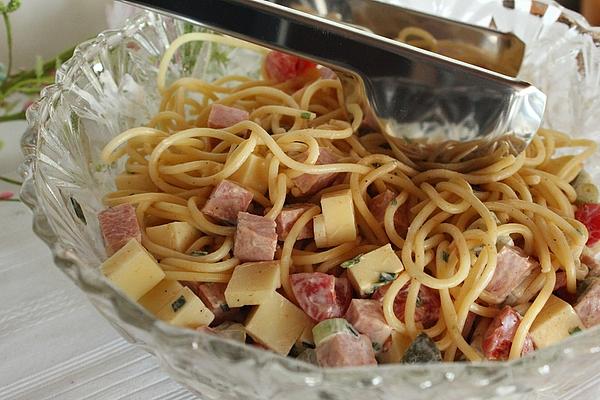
[21,1,600,399]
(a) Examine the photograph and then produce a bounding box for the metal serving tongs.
[122,0,546,167]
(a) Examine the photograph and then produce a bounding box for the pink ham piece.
[293,148,340,196]
[274,203,314,241]
[367,189,408,231]
[484,245,537,304]
[98,203,141,256]
[482,306,534,361]
[371,282,441,329]
[207,104,249,129]
[290,273,351,322]
[316,332,377,368]
[574,278,600,328]
[233,212,277,262]
[194,282,239,325]
[344,299,392,352]
[581,249,600,277]
[202,180,253,224]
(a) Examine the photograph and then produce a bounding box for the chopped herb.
[341,254,363,268]
[300,111,312,120]
[569,326,582,335]
[441,251,449,263]
[70,197,86,225]
[191,250,209,256]
[378,272,398,283]
[171,295,187,312]
[390,198,398,206]
[372,342,382,352]
[220,303,231,313]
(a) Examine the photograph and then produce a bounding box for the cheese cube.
[224,261,281,307]
[378,330,412,364]
[529,295,584,349]
[138,279,184,315]
[295,320,316,349]
[115,173,158,191]
[245,292,312,355]
[318,189,357,247]
[146,221,200,253]
[347,244,404,296]
[101,238,165,301]
[313,214,328,248]
[156,286,215,328]
[230,154,269,193]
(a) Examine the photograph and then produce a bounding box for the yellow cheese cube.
[318,189,357,248]
[295,320,316,349]
[101,238,165,301]
[115,173,158,191]
[529,295,584,349]
[146,221,200,253]
[230,154,269,193]
[347,244,404,296]
[224,261,281,307]
[313,214,328,248]
[378,330,412,364]
[245,292,312,355]
[138,279,184,315]
[156,287,215,328]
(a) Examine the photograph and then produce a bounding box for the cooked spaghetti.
[97,33,600,366]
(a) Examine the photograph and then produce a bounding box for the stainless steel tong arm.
[123,0,546,157]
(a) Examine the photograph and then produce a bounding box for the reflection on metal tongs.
[122,0,547,168]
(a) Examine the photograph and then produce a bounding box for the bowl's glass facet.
[22,2,600,399]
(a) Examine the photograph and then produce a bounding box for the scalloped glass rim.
[19,1,600,399]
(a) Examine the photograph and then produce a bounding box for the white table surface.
[0,120,197,400]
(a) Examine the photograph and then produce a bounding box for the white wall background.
[0,0,113,70]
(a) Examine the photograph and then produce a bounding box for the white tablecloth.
[0,121,197,400]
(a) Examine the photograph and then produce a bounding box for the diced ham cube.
[274,203,314,241]
[98,203,141,256]
[484,246,537,304]
[202,180,253,224]
[367,189,408,231]
[482,306,535,361]
[554,271,567,292]
[233,212,277,262]
[293,148,340,196]
[290,273,352,322]
[581,248,600,277]
[194,282,239,325]
[344,299,392,352]
[316,333,377,367]
[207,104,249,129]
[574,278,600,328]
[371,282,440,328]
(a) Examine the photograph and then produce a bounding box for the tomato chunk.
[575,203,600,245]
[291,272,351,322]
[482,306,534,361]
[265,51,317,83]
